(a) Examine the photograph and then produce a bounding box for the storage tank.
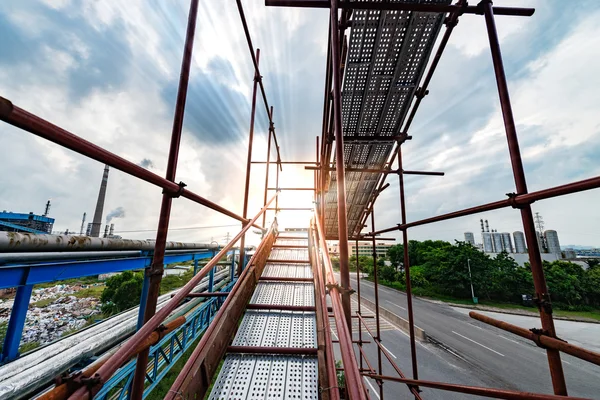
[544,230,561,255]
[513,231,526,253]
[492,232,504,253]
[482,232,494,253]
[501,232,513,253]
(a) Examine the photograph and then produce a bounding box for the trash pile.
[0,283,103,345]
[21,296,101,344]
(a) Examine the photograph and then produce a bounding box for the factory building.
[544,230,561,255]
[464,232,475,246]
[0,211,55,234]
[513,231,526,253]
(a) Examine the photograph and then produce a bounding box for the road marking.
[452,331,505,357]
[380,343,397,358]
[386,300,406,310]
[363,377,381,399]
[496,334,520,345]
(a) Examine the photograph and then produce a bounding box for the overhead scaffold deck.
[1,0,600,400]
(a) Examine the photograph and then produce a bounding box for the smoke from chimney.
[106,207,126,224]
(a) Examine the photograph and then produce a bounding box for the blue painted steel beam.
[0,220,47,234]
[1,284,33,362]
[0,251,216,289]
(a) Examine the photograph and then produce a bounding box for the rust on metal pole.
[262,107,274,229]
[130,0,199,397]
[397,147,419,383]
[329,0,352,332]
[482,1,566,395]
[369,211,383,399]
[315,211,367,400]
[470,311,600,366]
[355,237,364,372]
[240,48,261,275]
[367,375,590,400]
[69,194,278,400]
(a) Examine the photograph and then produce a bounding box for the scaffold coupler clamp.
[533,292,553,315]
[326,282,355,296]
[164,181,187,198]
[414,87,429,99]
[506,192,528,209]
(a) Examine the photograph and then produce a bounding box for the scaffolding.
[1,0,600,399]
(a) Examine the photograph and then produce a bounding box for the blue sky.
[0,0,599,247]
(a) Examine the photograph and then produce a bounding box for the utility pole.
[467,258,477,304]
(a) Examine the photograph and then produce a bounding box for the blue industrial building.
[0,211,55,234]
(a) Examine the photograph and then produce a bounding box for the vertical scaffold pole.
[262,107,274,229]
[398,147,420,384]
[482,1,567,394]
[130,0,200,397]
[329,0,352,331]
[370,211,384,399]
[240,48,261,275]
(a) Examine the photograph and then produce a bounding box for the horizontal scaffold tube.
[0,97,263,231]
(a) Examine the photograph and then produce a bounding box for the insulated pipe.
[68,194,278,400]
[0,233,218,253]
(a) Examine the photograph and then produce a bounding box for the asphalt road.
[334,273,600,399]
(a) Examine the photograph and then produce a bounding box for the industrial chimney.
[104,224,109,238]
[43,200,51,217]
[90,165,110,237]
[79,212,86,235]
[109,223,114,236]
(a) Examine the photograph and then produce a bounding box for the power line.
[114,224,239,234]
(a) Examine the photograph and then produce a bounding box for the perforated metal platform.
[263,263,313,279]
[324,1,449,239]
[208,355,318,400]
[269,248,310,261]
[233,310,317,348]
[208,230,318,399]
[251,282,315,307]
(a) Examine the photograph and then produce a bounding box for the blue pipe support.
[230,249,236,281]
[0,250,216,290]
[1,284,34,362]
[193,258,199,276]
[208,250,215,292]
[137,271,151,331]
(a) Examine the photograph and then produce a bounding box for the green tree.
[101,271,144,315]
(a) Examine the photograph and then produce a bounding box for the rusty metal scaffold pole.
[370,211,384,399]
[482,0,566,394]
[329,0,353,332]
[130,0,199,396]
[239,48,261,275]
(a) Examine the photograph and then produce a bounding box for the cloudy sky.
[0,0,599,247]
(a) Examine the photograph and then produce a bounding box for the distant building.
[464,232,475,246]
[501,232,513,253]
[0,211,54,234]
[482,232,494,253]
[513,231,526,253]
[348,241,395,258]
[544,230,561,255]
